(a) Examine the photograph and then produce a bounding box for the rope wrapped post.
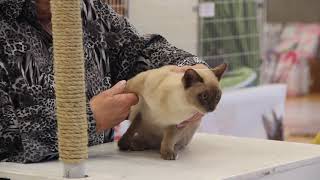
[50,0,88,178]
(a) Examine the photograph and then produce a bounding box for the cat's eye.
[200,93,208,100]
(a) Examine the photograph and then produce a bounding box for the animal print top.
[0,0,205,163]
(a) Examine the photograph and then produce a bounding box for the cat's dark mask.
[182,63,227,113]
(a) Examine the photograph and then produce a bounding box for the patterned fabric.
[0,0,206,163]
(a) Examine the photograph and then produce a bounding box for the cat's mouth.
[197,105,217,114]
[207,105,217,112]
[197,94,220,113]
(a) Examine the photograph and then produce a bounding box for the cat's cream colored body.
[119,64,226,160]
[126,66,218,127]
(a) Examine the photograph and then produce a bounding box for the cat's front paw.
[160,148,178,160]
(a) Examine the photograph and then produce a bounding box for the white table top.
[1,133,320,180]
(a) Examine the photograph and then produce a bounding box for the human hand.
[90,80,139,132]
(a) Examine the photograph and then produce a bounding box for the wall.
[128,0,198,54]
[267,0,320,23]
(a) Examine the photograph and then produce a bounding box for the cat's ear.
[182,69,203,89]
[212,63,227,81]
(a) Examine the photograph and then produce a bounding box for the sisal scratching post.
[50,0,88,178]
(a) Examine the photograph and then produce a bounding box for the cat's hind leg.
[118,113,151,151]
[118,113,143,151]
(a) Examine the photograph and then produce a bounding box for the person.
[0,0,208,163]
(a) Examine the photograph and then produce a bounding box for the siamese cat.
[118,63,227,160]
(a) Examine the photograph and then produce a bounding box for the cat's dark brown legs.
[118,113,143,151]
[129,130,147,151]
[118,129,132,151]
[160,121,200,160]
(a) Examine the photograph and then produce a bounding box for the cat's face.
[182,64,227,114]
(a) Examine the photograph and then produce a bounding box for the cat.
[118,63,227,160]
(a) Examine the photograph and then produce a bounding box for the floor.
[284,93,320,143]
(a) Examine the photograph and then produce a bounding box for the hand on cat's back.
[90,80,139,132]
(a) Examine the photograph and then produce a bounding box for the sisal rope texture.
[50,0,88,163]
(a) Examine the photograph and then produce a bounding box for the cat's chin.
[193,105,216,114]
[204,105,218,113]
[195,108,210,115]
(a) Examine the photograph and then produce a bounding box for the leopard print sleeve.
[0,61,22,161]
[89,0,208,81]
[0,58,60,163]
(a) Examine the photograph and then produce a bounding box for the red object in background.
[278,51,298,83]
[273,51,298,83]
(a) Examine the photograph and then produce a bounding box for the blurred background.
[107,0,320,143]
